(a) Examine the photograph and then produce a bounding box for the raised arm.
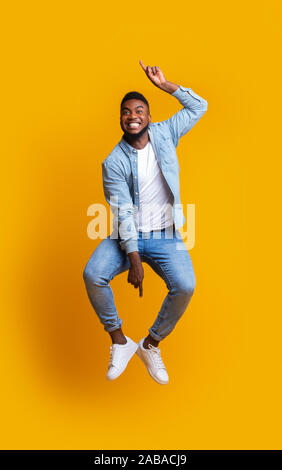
[139,60,208,147]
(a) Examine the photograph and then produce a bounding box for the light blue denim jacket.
[102,85,208,254]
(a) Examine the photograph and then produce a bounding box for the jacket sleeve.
[102,161,139,254]
[163,85,208,147]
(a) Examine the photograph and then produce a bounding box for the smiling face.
[120,99,151,139]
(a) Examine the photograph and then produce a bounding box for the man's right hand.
[127,251,144,297]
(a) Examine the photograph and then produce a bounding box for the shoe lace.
[148,344,166,369]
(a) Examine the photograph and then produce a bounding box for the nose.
[128,111,141,121]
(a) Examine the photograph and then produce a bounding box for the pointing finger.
[139,60,146,71]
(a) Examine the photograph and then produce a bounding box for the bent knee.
[83,265,106,286]
[83,265,91,283]
[175,277,196,297]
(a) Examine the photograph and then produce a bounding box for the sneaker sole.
[106,343,138,381]
[136,347,169,385]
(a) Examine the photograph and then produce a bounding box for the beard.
[122,123,149,143]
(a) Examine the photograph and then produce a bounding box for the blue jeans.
[83,226,196,341]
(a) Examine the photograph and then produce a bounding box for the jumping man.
[83,60,208,384]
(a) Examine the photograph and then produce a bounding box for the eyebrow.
[121,105,144,111]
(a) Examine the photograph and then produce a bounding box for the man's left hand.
[139,60,167,89]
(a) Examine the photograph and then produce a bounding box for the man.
[83,60,208,385]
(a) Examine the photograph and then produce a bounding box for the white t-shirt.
[137,140,174,231]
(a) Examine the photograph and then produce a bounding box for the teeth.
[128,123,140,128]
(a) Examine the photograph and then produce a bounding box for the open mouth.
[127,122,141,130]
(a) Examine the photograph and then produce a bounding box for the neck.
[123,130,149,150]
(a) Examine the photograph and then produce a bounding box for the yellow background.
[1,0,282,450]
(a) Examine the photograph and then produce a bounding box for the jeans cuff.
[104,319,123,333]
[148,328,163,342]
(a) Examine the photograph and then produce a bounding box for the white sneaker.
[106,336,138,381]
[136,338,169,385]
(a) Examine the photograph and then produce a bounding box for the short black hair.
[120,91,150,112]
